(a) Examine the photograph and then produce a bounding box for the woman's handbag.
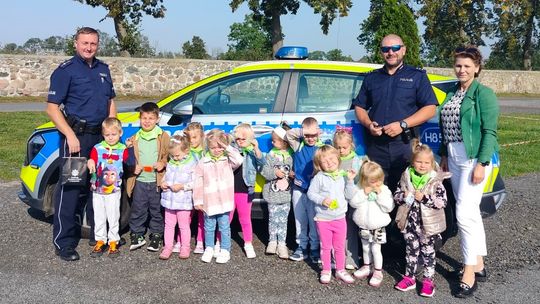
[60,147,88,186]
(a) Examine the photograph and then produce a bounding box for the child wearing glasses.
[284,117,324,263]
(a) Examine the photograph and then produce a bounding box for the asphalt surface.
[0,173,539,303]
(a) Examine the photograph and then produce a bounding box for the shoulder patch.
[415,67,427,73]
[59,60,73,69]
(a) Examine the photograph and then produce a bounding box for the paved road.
[0,98,539,113]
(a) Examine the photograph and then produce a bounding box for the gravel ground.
[0,173,539,303]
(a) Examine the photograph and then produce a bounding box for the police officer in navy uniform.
[353,34,437,192]
[46,27,117,261]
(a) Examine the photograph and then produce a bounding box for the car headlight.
[25,134,45,166]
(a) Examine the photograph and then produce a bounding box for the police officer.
[46,27,117,261]
[353,34,437,191]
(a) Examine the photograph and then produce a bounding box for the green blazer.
[438,79,499,163]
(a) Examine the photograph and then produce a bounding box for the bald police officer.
[353,34,437,191]
[47,27,117,261]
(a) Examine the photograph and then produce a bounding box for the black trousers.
[129,181,163,235]
[366,136,412,192]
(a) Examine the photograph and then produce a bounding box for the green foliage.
[220,14,272,61]
[182,36,209,59]
[358,0,421,67]
[308,49,353,61]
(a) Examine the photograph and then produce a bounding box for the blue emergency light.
[275,46,309,60]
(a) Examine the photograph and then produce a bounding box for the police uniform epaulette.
[415,67,427,73]
[96,58,108,67]
[59,59,73,69]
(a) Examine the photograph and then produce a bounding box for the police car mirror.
[172,101,193,116]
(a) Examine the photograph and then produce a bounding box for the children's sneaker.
[201,247,214,263]
[172,242,181,253]
[395,275,417,292]
[353,264,372,279]
[90,240,106,257]
[215,249,231,264]
[266,241,277,255]
[129,233,146,251]
[310,249,321,264]
[277,244,289,259]
[179,246,190,259]
[244,243,256,259]
[336,270,355,284]
[369,269,384,287]
[193,241,204,254]
[159,247,173,260]
[289,248,308,261]
[213,242,221,258]
[108,241,119,258]
[147,233,162,252]
[320,271,332,284]
[420,278,435,297]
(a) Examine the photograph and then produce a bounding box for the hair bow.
[335,125,353,134]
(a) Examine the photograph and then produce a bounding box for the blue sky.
[0,0,373,60]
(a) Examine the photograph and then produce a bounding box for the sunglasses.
[380,44,403,53]
[455,47,478,54]
[303,133,319,138]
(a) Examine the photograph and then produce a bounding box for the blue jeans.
[292,186,319,250]
[204,212,231,251]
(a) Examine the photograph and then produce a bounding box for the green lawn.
[0,112,538,181]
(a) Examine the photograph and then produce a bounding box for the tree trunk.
[113,16,131,57]
[523,0,537,70]
[270,9,283,57]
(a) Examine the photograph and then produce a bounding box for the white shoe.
[354,264,372,280]
[172,242,181,253]
[266,241,277,255]
[336,270,355,284]
[215,249,230,264]
[320,271,331,284]
[277,244,289,259]
[213,242,221,258]
[244,243,256,259]
[201,247,214,263]
[193,241,204,254]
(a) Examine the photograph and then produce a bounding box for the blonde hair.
[184,121,205,148]
[233,123,255,141]
[169,134,190,152]
[411,138,436,169]
[313,145,341,175]
[359,158,385,189]
[333,129,355,151]
[102,117,122,133]
[205,128,231,149]
[302,117,319,129]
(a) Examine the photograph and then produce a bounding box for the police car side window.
[193,73,283,114]
[296,72,364,112]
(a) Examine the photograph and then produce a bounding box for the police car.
[19,47,507,239]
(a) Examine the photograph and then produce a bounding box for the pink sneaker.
[395,275,416,291]
[193,241,204,254]
[159,247,173,260]
[336,270,355,284]
[179,246,190,259]
[420,278,435,297]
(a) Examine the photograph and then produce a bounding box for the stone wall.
[2,54,540,97]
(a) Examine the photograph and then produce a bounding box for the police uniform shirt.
[47,55,116,126]
[353,64,437,127]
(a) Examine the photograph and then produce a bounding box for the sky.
[0,0,374,60]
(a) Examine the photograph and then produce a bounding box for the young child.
[333,127,363,270]
[261,126,293,259]
[345,159,394,287]
[285,117,323,263]
[307,145,355,284]
[230,123,265,258]
[180,121,206,254]
[393,139,450,298]
[126,102,170,252]
[159,135,197,260]
[193,129,243,264]
[87,117,129,258]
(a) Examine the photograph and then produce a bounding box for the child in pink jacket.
[193,129,243,264]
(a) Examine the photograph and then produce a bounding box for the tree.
[22,38,43,54]
[358,0,421,67]
[230,0,352,56]
[74,0,165,57]
[0,43,22,54]
[309,50,326,60]
[221,14,272,61]
[182,36,209,59]
[325,49,353,61]
[415,0,491,67]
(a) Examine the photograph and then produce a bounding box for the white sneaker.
[244,243,256,259]
[213,242,221,258]
[215,249,231,264]
[172,242,181,253]
[266,241,277,255]
[201,247,214,263]
[193,241,204,254]
[277,244,289,259]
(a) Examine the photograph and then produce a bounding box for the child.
[230,123,265,258]
[333,126,363,270]
[307,145,355,284]
[180,121,206,254]
[193,129,243,263]
[261,126,293,259]
[285,117,323,263]
[87,117,129,258]
[345,159,394,287]
[159,135,196,260]
[393,139,450,298]
[126,102,170,252]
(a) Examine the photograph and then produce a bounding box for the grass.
[0,112,538,182]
